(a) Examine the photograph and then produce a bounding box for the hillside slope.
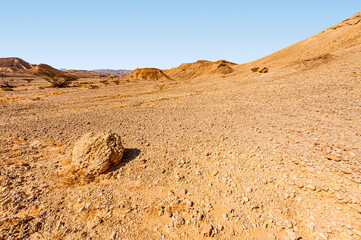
[234,12,361,73]
[28,64,67,76]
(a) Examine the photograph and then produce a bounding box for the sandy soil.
[0,41,360,240]
[1,12,361,240]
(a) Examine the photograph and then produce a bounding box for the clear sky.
[0,0,359,70]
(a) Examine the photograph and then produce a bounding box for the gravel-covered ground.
[0,45,361,240]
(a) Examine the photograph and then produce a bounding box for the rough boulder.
[72,131,124,175]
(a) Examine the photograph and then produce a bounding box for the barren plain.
[0,13,361,240]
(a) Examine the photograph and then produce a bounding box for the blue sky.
[0,0,359,70]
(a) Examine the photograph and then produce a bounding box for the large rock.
[72,131,124,175]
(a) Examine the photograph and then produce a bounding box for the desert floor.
[1,45,361,240]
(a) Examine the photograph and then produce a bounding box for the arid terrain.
[0,13,361,240]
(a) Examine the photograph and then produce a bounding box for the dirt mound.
[0,58,33,73]
[127,68,171,80]
[234,12,361,72]
[164,60,236,80]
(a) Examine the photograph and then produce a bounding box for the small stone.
[90,215,103,229]
[259,67,269,73]
[174,216,185,226]
[110,230,119,240]
[307,185,316,191]
[246,187,253,193]
[166,222,174,228]
[78,206,86,213]
[182,198,193,207]
[286,229,301,240]
[23,215,34,221]
[326,154,341,162]
[175,173,185,180]
[159,209,165,216]
[306,222,316,231]
[215,225,224,232]
[250,203,259,210]
[166,209,173,218]
[212,170,219,176]
[197,213,204,221]
[269,233,277,239]
[202,224,213,237]
[341,167,352,175]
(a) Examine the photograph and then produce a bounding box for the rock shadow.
[104,148,141,174]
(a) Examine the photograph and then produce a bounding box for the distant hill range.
[0,58,129,78]
[92,69,132,75]
[2,12,360,81]
[65,69,105,78]
[0,57,70,77]
[0,57,33,73]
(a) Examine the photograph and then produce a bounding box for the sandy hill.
[0,57,34,73]
[234,12,361,73]
[127,68,171,80]
[164,60,236,80]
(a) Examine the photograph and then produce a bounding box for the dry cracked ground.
[1,46,361,240]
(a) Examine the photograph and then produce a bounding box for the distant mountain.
[65,69,106,78]
[0,57,34,73]
[0,58,73,77]
[92,69,132,75]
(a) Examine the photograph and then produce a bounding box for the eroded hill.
[0,57,34,73]
[127,68,172,81]
[164,60,236,80]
